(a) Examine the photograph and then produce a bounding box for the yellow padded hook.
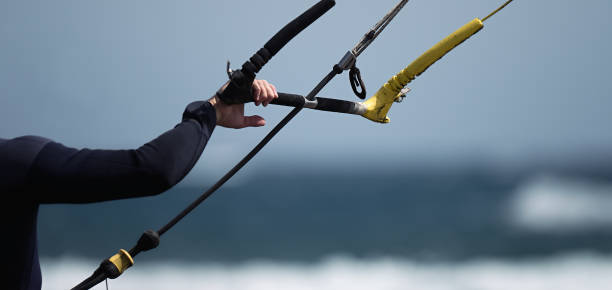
[361,18,484,123]
[360,0,515,123]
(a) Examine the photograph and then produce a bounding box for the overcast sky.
[2,0,611,180]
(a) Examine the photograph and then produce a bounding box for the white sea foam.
[507,175,612,232]
[43,253,612,290]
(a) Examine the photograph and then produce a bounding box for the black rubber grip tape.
[264,0,335,57]
[315,97,357,114]
[272,92,306,107]
[272,93,359,115]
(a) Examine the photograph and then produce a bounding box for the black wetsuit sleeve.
[25,101,216,204]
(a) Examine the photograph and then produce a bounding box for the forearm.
[25,101,216,204]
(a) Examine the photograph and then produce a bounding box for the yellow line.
[482,0,514,22]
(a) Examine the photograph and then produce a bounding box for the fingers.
[252,81,262,106]
[242,115,266,128]
[252,79,278,107]
[263,83,277,106]
[217,79,275,129]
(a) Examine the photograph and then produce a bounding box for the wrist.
[207,95,222,123]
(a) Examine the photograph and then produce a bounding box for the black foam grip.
[71,273,106,290]
[234,0,335,92]
[272,93,359,114]
[272,92,306,107]
[315,97,358,114]
[263,0,335,57]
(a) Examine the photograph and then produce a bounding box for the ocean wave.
[43,253,612,290]
[507,175,612,232]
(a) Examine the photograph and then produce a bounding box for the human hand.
[208,79,279,129]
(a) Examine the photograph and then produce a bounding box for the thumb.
[242,115,266,128]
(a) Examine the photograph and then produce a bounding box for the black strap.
[349,66,367,99]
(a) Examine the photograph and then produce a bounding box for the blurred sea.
[38,160,612,289]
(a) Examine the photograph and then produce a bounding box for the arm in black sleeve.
[25,101,217,204]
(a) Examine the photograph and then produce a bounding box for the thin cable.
[352,0,409,57]
[157,108,302,236]
[157,70,338,236]
[482,0,514,22]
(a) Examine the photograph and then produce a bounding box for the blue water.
[38,162,612,264]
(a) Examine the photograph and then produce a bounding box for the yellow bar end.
[361,83,406,123]
[109,249,134,274]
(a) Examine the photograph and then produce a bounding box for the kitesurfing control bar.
[157,0,408,240]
